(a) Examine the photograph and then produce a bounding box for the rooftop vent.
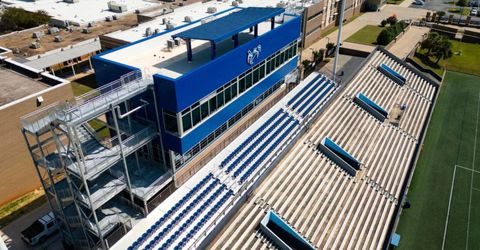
[166,23,175,30]
[378,63,406,86]
[82,28,92,34]
[207,7,217,13]
[353,92,389,122]
[184,16,192,22]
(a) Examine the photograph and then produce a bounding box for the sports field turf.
[396,71,480,249]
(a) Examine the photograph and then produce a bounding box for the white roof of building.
[100,0,308,79]
[1,0,161,25]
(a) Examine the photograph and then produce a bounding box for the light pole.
[332,0,346,83]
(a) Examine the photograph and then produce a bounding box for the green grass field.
[345,25,384,46]
[396,71,480,249]
[413,40,480,77]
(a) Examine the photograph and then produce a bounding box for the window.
[191,106,201,125]
[224,85,232,103]
[209,98,217,113]
[239,76,246,93]
[200,102,209,119]
[163,110,179,134]
[217,92,224,108]
[182,113,192,132]
[253,67,260,83]
[245,72,252,88]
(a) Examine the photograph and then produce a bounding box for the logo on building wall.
[247,45,262,66]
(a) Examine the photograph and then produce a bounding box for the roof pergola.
[172,7,284,62]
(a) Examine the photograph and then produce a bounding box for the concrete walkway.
[388,26,430,59]
[302,5,428,60]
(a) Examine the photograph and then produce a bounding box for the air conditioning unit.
[184,16,192,23]
[207,7,217,13]
[167,40,174,49]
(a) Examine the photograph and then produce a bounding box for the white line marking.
[466,91,480,250]
[455,165,480,174]
[442,165,457,250]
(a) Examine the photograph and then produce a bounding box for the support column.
[169,150,177,186]
[112,105,135,205]
[186,39,192,62]
[150,86,167,166]
[249,27,253,33]
[210,41,216,60]
[254,24,258,38]
[271,17,275,30]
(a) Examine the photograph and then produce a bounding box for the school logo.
[247,45,262,65]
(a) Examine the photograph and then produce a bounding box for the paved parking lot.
[0,203,63,250]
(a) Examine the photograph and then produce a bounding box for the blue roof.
[172,7,285,43]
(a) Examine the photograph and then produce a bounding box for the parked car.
[471,8,478,16]
[413,0,425,5]
[20,212,58,246]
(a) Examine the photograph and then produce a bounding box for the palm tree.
[432,38,453,64]
[420,32,440,56]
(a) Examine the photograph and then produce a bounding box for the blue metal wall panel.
[162,56,298,153]
[155,16,302,112]
[91,56,140,87]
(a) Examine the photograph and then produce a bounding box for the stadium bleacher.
[125,72,337,250]
[210,48,438,249]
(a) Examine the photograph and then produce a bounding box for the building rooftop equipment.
[173,7,283,43]
[103,0,315,43]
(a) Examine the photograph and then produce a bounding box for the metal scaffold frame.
[20,71,168,249]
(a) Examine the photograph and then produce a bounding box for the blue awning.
[172,7,284,43]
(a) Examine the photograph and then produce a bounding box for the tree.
[432,38,453,64]
[301,60,312,70]
[0,7,50,33]
[377,29,395,45]
[380,19,388,27]
[456,0,468,6]
[312,50,324,64]
[420,32,440,56]
[436,11,446,23]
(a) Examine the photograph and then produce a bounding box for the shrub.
[0,7,50,33]
[377,29,395,45]
[456,0,468,6]
[380,20,388,27]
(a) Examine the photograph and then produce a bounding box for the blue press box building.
[93,7,301,171]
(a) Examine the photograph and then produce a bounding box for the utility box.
[108,1,128,13]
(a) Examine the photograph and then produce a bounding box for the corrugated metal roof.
[172,7,284,43]
[24,40,101,70]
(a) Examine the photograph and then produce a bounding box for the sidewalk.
[302,5,428,60]
[388,26,430,59]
